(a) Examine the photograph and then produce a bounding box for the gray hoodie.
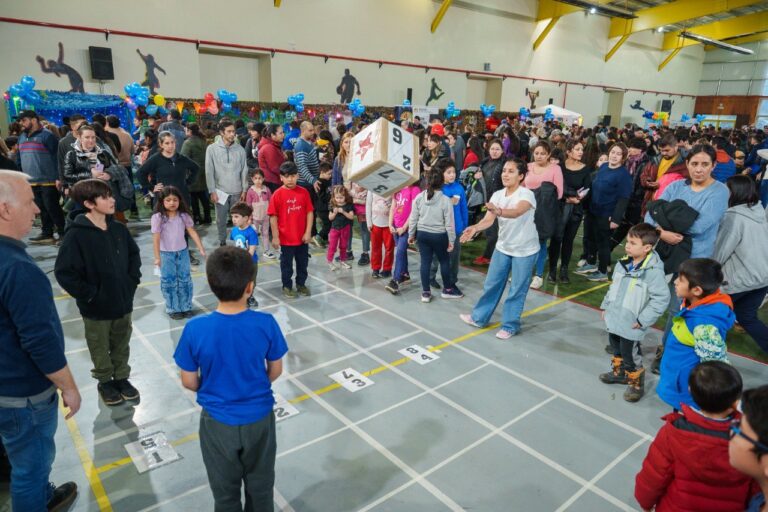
[712,203,768,294]
[205,139,248,195]
[600,251,670,342]
[408,190,455,245]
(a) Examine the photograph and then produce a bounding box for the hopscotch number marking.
[329,368,374,392]
[398,344,439,365]
[124,432,181,474]
[273,393,300,422]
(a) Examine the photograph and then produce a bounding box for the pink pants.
[252,216,270,250]
[327,225,351,262]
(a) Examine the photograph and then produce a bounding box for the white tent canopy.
[530,105,582,123]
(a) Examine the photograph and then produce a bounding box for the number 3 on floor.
[329,368,374,392]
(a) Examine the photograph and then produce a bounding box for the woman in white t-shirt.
[460,158,540,339]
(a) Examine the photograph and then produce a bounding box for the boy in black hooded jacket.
[55,179,142,406]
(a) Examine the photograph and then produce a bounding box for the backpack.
[459,166,486,208]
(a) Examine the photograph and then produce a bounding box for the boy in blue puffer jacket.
[430,159,468,289]
[599,223,670,402]
[657,258,735,410]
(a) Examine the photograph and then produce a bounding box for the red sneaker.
[472,256,491,266]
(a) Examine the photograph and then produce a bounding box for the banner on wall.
[411,106,439,122]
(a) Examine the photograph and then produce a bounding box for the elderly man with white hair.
[0,170,80,511]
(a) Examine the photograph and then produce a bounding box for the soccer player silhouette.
[426,78,444,106]
[35,42,84,93]
[136,49,167,95]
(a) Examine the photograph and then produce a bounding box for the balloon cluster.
[8,76,41,106]
[217,89,238,113]
[123,82,150,111]
[544,107,554,121]
[680,113,690,122]
[287,93,305,113]
[445,101,460,118]
[695,114,705,124]
[348,97,365,117]
[145,94,168,116]
[642,110,669,121]
[519,107,530,120]
[402,99,411,107]
[479,103,496,117]
[201,93,219,115]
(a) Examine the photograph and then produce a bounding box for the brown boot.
[599,356,628,384]
[624,368,645,402]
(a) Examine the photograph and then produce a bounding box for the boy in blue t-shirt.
[229,201,259,308]
[173,246,288,510]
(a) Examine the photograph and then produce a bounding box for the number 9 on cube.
[344,118,420,198]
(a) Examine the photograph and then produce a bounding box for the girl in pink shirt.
[245,169,274,259]
[385,183,421,294]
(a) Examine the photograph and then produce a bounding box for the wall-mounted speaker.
[660,99,673,113]
[406,88,412,103]
[88,46,114,81]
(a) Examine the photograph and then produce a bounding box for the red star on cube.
[356,133,374,160]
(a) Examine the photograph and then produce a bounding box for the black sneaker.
[169,312,186,320]
[183,310,196,318]
[346,250,354,261]
[358,253,370,266]
[29,233,56,245]
[47,481,77,512]
[380,270,392,278]
[113,379,140,401]
[247,296,258,308]
[559,269,570,284]
[97,381,124,406]
[547,271,558,283]
[385,279,400,294]
[441,287,464,299]
[429,279,442,290]
[189,253,200,266]
[400,273,411,283]
[219,241,226,247]
[371,270,381,279]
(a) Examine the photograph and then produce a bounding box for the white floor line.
[283,329,421,380]
[284,374,465,511]
[357,395,558,512]
[93,406,200,447]
[303,274,642,510]
[277,362,490,460]
[555,437,648,512]
[136,484,208,512]
[273,487,297,512]
[309,273,654,441]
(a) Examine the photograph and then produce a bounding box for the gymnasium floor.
[4,220,767,512]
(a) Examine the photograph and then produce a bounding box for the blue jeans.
[471,250,537,333]
[0,392,58,511]
[393,231,410,282]
[160,248,193,314]
[761,179,768,208]
[416,231,453,292]
[535,239,548,277]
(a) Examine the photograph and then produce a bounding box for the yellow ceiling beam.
[537,0,583,21]
[658,47,682,71]
[274,0,281,6]
[431,0,453,33]
[662,11,768,50]
[705,31,768,49]
[533,16,561,50]
[609,0,764,39]
[604,33,630,61]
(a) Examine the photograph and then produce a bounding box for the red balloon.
[204,92,214,103]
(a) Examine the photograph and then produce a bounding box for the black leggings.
[587,213,613,274]
[482,219,499,259]
[548,214,582,273]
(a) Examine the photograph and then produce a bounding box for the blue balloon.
[158,106,167,115]
[295,104,304,113]
[136,94,149,106]
[228,92,238,103]
[145,105,158,115]
[222,102,232,112]
[25,91,41,105]
[20,75,35,91]
[9,84,23,97]
[296,93,304,102]
[402,99,411,107]
[217,88,227,100]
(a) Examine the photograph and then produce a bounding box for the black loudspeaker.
[406,88,412,103]
[548,98,554,105]
[602,115,611,126]
[88,46,114,80]
[660,99,672,113]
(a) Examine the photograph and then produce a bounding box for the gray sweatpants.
[215,193,240,244]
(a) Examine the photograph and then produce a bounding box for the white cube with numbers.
[344,118,420,198]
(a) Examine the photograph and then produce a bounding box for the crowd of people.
[1,105,768,511]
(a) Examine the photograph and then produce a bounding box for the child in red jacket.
[635,361,759,512]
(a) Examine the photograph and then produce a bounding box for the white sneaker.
[577,259,587,268]
[263,251,276,260]
[328,262,339,271]
[340,261,352,269]
[530,276,544,289]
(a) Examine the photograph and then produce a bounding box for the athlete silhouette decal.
[136,49,167,95]
[336,69,361,104]
[35,42,85,93]
[425,78,444,106]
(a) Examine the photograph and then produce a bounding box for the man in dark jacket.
[56,113,86,184]
[16,110,65,244]
[0,170,80,511]
[55,179,141,407]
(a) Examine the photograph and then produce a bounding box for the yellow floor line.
[90,282,609,476]
[60,394,114,511]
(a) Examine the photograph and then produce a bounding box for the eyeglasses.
[730,419,768,453]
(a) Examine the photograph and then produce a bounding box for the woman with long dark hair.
[472,138,504,265]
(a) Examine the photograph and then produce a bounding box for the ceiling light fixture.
[556,0,636,19]
[680,31,754,55]
[657,26,664,33]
